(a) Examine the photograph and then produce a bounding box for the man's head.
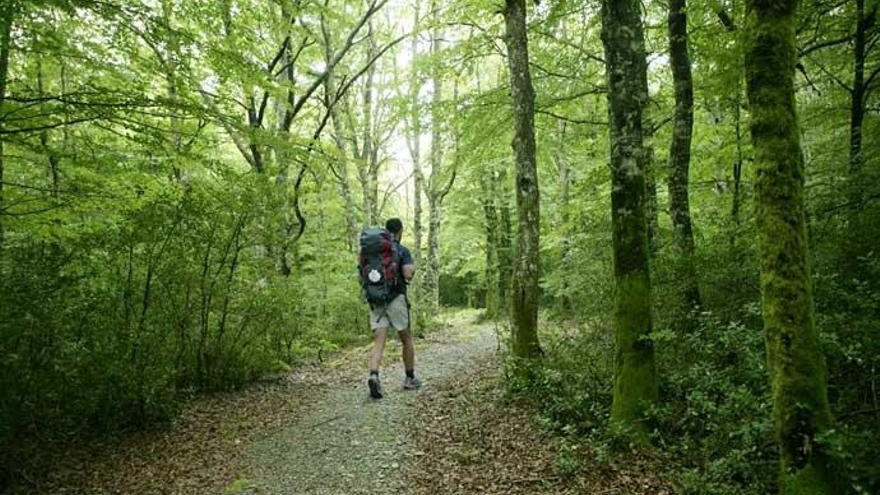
[385,218,403,240]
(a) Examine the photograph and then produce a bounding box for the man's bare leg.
[399,329,420,389]
[399,329,414,371]
[370,327,389,372]
[368,328,389,398]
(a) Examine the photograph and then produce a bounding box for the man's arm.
[401,245,415,282]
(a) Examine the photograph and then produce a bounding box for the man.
[367,218,420,399]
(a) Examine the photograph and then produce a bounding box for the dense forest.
[1,0,878,493]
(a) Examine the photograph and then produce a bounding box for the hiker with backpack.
[358,218,420,399]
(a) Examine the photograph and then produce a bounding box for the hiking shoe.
[368,376,383,399]
[403,376,422,390]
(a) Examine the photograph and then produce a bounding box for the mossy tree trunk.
[667,0,701,311]
[503,0,542,359]
[601,0,658,428]
[744,0,838,491]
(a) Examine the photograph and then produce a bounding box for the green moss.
[744,0,840,491]
[610,270,657,429]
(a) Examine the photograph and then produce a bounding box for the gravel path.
[239,316,499,495]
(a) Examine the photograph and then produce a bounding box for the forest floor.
[22,310,673,495]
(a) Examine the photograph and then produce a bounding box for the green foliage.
[650,314,775,494]
[506,320,614,435]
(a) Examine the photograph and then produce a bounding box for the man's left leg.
[368,327,389,398]
[399,329,421,389]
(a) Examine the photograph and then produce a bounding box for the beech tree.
[744,0,837,490]
[667,0,701,310]
[503,0,542,359]
[601,0,658,427]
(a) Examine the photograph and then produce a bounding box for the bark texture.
[410,0,424,268]
[481,169,502,319]
[643,112,659,254]
[322,18,359,250]
[744,0,837,490]
[601,0,658,428]
[0,2,13,243]
[850,0,867,174]
[503,0,542,359]
[422,0,446,313]
[667,0,701,310]
[555,121,572,313]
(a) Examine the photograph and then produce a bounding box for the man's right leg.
[368,327,389,398]
[399,329,421,390]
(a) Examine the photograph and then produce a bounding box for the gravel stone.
[239,319,498,494]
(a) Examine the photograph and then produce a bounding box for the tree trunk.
[36,61,61,198]
[359,22,378,226]
[410,0,424,267]
[667,0,701,310]
[601,0,658,428]
[497,164,514,309]
[555,120,572,313]
[643,110,659,254]
[161,0,183,181]
[0,2,13,243]
[850,0,866,175]
[480,168,501,318]
[426,194,441,306]
[422,0,443,313]
[744,0,837,490]
[322,17,359,250]
[503,0,542,359]
[731,89,744,248]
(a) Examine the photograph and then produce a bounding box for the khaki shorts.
[369,294,410,331]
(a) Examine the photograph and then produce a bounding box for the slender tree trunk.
[497,164,514,308]
[365,22,381,220]
[480,168,501,318]
[36,61,61,198]
[634,2,657,256]
[601,0,657,429]
[643,110,659,254]
[161,0,183,182]
[744,0,837,490]
[422,0,443,313]
[555,121,572,313]
[403,0,426,331]
[850,0,866,176]
[410,0,424,267]
[731,89,744,248]
[0,2,13,243]
[275,4,300,276]
[667,0,701,310]
[503,0,542,359]
[426,195,440,305]
[322,17,359,249]
[360,23,378,226]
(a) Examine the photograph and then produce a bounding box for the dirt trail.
[236,315,499,494]
[22,313,672,495]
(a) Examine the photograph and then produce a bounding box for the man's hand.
[403,264,415,282]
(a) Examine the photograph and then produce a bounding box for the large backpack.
[358,228,401,305]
